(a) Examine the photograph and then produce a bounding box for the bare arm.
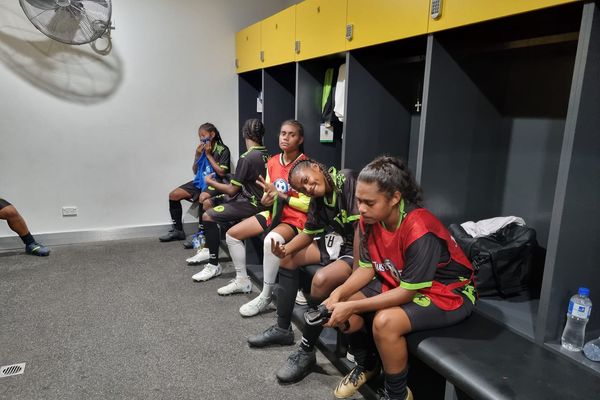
[271,232,314,258]
[205,174,240,197]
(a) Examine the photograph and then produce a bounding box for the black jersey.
[230,146,269,206]
[212,142,231,173]
[303,168,359,251]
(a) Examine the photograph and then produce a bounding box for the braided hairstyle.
[358,155,423,207]
[242,118,265,145]
[288,158,336,195]
[199,122,224,145]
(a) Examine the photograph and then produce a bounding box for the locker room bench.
[246,258,600,400]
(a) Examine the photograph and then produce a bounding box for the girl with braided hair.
[188,119,270,281]
[322,156,476,400]
[215,120,309,301]
[247,158,360,385]
[159,122,231,243]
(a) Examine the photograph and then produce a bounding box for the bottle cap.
[578,287,590,297]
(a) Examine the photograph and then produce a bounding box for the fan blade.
[22,0,56,11]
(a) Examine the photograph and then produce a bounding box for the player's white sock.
[261,231,285,299]
[226,232,247,279]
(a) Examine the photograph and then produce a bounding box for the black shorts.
[0,198,11,210]
[360,278,474,332]
[206,195,266,225]
[255,211,300,234]
[178,181,203,202]
[316,235,353,267]
[179,180,227,203]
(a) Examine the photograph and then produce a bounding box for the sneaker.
[217,277,252,295]
[25,242,50,257]
[239,295,272,317]
[186,248,210,264]
[192,263,222,282]
[379,387,413,400]
[247,324,294,348]
[276,347,317,384]
[159,228,185,242]
[182,234,195,249]
[295,290,308,306]
[334,365,380,399]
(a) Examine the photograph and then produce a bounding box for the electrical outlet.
[62,206,78,217]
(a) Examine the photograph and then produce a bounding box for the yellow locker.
[346,0,429,50]
[427,0,581,33]
[261,6,296,68]
[295,0,347,61]
[236,22,262,73]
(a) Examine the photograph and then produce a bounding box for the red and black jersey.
[359,202,474,311]
[266,153,309,229]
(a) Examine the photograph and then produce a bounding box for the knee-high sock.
[204,221,220,264]
[384,368,409,400]
[260,231,285,299]
[198,212,204,232]
[226,232,247,279]
[347,326,378,370]
[169,200,183,231]
[276,268,299,330]
[300,295,325,352]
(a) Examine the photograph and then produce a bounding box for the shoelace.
[346,366,365,385]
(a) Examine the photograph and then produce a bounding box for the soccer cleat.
[379,387,413,400]
[247,324,294,348]
[159,228,185,242]
[239,295,271,317]
[217,277,252,295]
[295,289,308,306]
[25,242,50,257]
[182,234,195,249]
[276,347,316,384]
[186,248,210,264]
[191,263,222,282]
[334,365,380,399]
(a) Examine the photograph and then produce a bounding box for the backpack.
[448,222,539,297]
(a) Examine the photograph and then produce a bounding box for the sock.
[198,212,204,232]
[169,200,183,231]
[276,267,299,330]
[204,221,220,265]
[226,232,247,279]
[347,327,378,370]
[299,294,325,352]
[300,325,323,352]
[384,368,409,400]
[20,233,35,246]
[261,231,284,299]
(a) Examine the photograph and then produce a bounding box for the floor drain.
[0,363,26,378]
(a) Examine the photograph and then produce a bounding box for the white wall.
[0,0,289,240]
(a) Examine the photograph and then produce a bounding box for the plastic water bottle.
[561,287,592,352]
[583,337,600,362]
[192,231,206,249]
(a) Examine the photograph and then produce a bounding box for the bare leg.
[0,205,30,237]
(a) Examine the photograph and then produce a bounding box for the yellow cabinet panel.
[295,0,347,61]
[346,0,429,50]
[428,0,581,33]
[236,22,262,73]
[261,6,296,68]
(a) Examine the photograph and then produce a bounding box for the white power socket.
[62,206,78,217]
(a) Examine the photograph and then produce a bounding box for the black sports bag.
[448,222,538,298]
